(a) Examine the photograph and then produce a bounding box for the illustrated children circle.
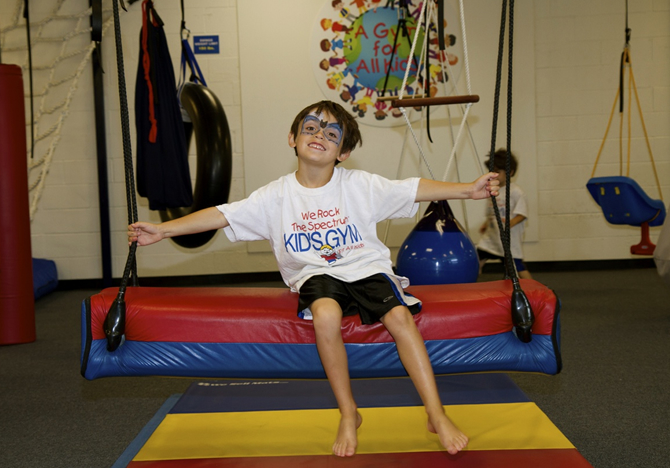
[313,0,462,125]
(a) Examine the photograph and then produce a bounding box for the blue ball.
[396,201,479,285]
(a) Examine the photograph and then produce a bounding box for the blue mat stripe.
[170,374,530,414]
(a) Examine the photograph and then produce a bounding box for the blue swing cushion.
[586,176,666,227]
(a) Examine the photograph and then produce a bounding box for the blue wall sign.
[193,35,220,54]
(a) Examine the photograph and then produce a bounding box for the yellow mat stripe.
[134,402,573,461]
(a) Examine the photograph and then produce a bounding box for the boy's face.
[289,110,350,167]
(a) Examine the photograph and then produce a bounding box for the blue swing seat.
[586,176,666,227]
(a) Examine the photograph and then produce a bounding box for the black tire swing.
[159,82,232,248]
[158,2,232,249]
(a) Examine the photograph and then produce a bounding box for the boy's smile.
[307,139,327,152]
[308,141,327,152]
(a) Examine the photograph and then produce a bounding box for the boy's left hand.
[472,172,499,199]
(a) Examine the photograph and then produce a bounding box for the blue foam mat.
[171,373,530,414]
[32,258,58,300]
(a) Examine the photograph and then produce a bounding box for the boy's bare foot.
[427,412,468,455]
[332,411,363,457]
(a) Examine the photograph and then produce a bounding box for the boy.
[477,149,532,279]
[128,100,499,457]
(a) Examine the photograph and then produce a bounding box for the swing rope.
[394,0,435,180]
[458,0,473,97]
[488,0,511,276]
[488,0,512,275]
[103,0,141,352]
[440,0,482,231]
[486,0,534,343]
[437,0,477,184]
[439,17,484,178]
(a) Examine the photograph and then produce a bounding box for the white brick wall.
[532,0,669,261]
[13,0,670,280]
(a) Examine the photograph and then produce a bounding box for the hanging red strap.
[141,0,158,143]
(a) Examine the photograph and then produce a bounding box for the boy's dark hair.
[485,148,518,177]
[290,100,362,163]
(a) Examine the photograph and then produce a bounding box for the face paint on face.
[300,114,343,146]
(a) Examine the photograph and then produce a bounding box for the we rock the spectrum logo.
[311,1,462,127]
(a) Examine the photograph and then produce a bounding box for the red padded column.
[0,64,36,345]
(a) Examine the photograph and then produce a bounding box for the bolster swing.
[80,279,561,380]
[85,1,560,382]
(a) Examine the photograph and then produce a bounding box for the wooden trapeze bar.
[377,94,427,102]
[391,95,480,108]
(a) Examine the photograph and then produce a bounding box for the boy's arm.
[415,172,499,202]
[128,207,229,246]
[508,214,527,228]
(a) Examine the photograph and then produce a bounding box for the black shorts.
[297,274,422,325]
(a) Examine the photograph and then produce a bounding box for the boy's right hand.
[128,222,164,246]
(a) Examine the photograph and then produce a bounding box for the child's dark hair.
[485,148,518,176]
[290,100,362,163]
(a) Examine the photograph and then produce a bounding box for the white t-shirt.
[218,167,421,292]
[477,182,528,259]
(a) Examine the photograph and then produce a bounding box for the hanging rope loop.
[486,0,534,343]
[104,0,140,352]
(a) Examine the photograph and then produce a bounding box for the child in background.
[477,149,532,279]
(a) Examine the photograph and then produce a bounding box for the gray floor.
[1,268,668,467]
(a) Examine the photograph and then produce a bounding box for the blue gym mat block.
[32,258,58,300]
